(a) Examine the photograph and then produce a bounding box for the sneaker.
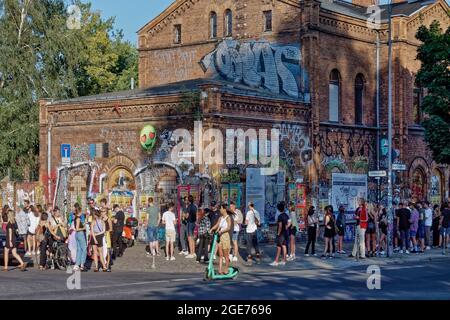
[426,246,431,250]
[279,261,286,266]
[405,250,410,254]
[213,255,217,260]
[380,250,385,255]
[269,261,279,267]
[170,256,176,261]
[305,254,310,257]
[340,250,346,254]
[185,254,195,259]
[25,252,31,257]
[166,257,169,261]
[73,265,80,271]
[182,250,189,256]
[399,250,404,254]
[229,254,233,260]
[31,251,36,256]
[37,250,40,255]
[178,251,184,255]
[232,256,238,262]
[313,253,318,257]
[146,251,150,256]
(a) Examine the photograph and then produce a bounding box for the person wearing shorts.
[162,203,177,261]
[270,202,289,266]
[185,196,198,258]
[90,210,107,272]
[146,197,161,256]
[209,204,232,275]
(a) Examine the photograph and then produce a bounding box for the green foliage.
[0,0,138,181]
[415,20,450,164]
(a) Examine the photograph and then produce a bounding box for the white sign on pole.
[332,173,367,212]
[368,170,387,177]
[392,163,407,171]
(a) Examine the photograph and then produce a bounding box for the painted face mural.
[140,125,157,151]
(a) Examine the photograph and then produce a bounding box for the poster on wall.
[246,168,266,224]
[265,171,285,224]
[331,173,367,213]
[221,183,243,209]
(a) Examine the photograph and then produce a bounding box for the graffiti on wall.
[72,144,89,163]
[273,122,312,178]
[201,39,309,100]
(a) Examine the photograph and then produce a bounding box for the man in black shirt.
[440,202,450,250]
[270,202,290,266]
[396,202,411,254]
[112,204,125,259]
[186,195,198,258]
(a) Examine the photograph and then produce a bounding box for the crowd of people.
[1,198,129,272]
[2,195,449,272]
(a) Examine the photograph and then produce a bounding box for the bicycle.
[46,240,71,271]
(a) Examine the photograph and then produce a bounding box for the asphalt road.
[0,260,449,300]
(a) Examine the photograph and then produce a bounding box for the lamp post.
[386,0,394,258]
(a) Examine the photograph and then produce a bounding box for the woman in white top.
[210,204,232,275]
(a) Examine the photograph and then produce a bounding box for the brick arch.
[409,157,430,201]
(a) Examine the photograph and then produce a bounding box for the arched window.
[210,12,217,38]
[412,168,426,201]
[224,9,232,37]
[355,74,365,124]
[329,69,340,122]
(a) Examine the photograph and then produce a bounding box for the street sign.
[368,170,387,177]
[61,144,71,166]
[392,163,407,171]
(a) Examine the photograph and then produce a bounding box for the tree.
[415,20,450,164]
[0,0,138,181]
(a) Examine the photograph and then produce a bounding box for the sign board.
[331,173,367,212]
[61,144,71,166]
[246,168,266,224]
[393,163,407,171]
[368,170,387,177]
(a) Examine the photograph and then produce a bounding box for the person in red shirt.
[350,199,368,259]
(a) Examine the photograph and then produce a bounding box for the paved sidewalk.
[111,240,450,274]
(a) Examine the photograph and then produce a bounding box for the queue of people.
[1,198,130,272]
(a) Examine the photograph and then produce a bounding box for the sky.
[84,0,174,44]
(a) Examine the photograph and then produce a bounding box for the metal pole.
[386,0,394,258]
[376,32,381,203]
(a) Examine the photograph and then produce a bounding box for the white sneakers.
[185,253,196,259]
[179,250,188,255]
[287,255,296,261]
[170,256,176,261]
[269,260,286,266]
[232,256,238,262]
[25,252,31,257]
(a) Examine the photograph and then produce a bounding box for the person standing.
[378,206,388,255]
[305,206,318,256]
[73,206,87,272]
[185,195,197,259]
[350,199,368,259]
[162,202,177,261]
[230,201,243,262]
[16,202,30,255]
[245,202,261,263]
[112,204,125,259]
[417,202,426,253]
[397,202,411,254]
[146,197,161,257]
[3,210,27,272]
[178,196,189,256]
[27,206,40,256]
[101,208,112,271]
[322,206,336,259]
[90,209,107,272]
[432,204,441,248]
[440,202,450,250]
[209,204,232,274]
[287,202,298,261]
[409,203,419,253]
[37,213,51,270]
[269,202,289,266]
[196,208,211,263]
[365,203,377,257]
[424,201,433,250]
[336,205,346,254]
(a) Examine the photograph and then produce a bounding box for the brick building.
[39,0,450,223]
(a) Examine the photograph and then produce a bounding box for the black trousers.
[196,234,210,262]
[305,226,317,254]
[246,232,260,258]
[112,231,124,258]
[39,237,51,267]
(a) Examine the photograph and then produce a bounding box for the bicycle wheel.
[55,245,70,270]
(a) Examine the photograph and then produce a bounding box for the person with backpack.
[245,202,261,263]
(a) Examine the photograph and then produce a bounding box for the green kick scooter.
[204,233,239,281]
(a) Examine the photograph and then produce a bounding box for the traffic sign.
[392,163,407,171]
[61,144,71,166]
[368,170,387,177]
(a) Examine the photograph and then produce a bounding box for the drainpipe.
[47,124,52,204]
[376,31,381,202]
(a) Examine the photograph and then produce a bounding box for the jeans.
[305,226,317,254]
[246,232,260,258]
[425,226,431,246]
[179,223,188,252]
[75,231,87,266]
[399,229,409,250]
[196,234,209,262]
[352,226,366,258]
